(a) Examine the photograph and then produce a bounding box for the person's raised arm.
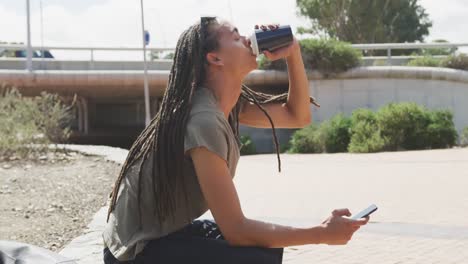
[239,37,312,129]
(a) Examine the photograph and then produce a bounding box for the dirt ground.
[0,151,121,252]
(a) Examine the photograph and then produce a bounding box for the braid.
[107,17,318,223]
[237,85,318,172]
[240,84,282,171]
[107,17,219,223]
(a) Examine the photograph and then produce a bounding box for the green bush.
[405,53,468,71]
[280,141,291,153]
[257,54,287,71]
[372,59,387,66]
[426,110,457,149]
[348,109,385,153]
[0,88,47,157]
[323,114,352,153]
[440,53,468,71]
[288,115,351,153]
[240,135,256,155]
[0,86,73,158]
[374,103,457,151]
[300,38,361,74]
[288,124,324,153]
[460,127,468,147]
[377,103,431,150]
[407,56,441,67]
[288,103,458,154]
[258,38,361,74]
[35,92,73,143]
[418,40,457,56]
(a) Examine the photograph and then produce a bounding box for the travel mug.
[249,25,293,56]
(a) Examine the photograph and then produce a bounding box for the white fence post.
[387,48,392,66]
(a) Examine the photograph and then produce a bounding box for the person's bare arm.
[239,37,311,129]
[189,147,368,248]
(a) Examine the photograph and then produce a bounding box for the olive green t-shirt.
[102,87,241,261]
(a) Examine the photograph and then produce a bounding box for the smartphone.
[351,204,378,220]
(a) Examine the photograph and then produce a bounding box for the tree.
[296,0,432,44]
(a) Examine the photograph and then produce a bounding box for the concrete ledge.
[59,207,109,264]
[53,144,128,164]
[1,67,467,99]
[55,144,128,264]
[335,66,468,83]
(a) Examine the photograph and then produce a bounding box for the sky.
[1,0,467,59]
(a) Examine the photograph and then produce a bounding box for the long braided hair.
[107,17,317,223]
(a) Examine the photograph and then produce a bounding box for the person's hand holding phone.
[319,208,369,245]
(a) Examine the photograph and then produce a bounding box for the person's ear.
[206,52,224,66]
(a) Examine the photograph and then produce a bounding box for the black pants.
[104,219,284,264]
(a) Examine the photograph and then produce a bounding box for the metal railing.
[351,42,468,65]
[0,44,174,62]
[1,42,468,68]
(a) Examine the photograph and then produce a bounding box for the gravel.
[0,151,121,252]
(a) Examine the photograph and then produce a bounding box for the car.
[0,48,54,59]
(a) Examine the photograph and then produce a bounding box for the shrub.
[258,38,361,74]
[0,86,73,158]
[426,110,457,149]
[163,52,175,60]
[240,135,256,155]
[460,127,468,147]
[407,56,441,67]
[300,38,361,74]
[374,103,458,151]
[418,39,457,56]
[288,115,351,154]
[288,124,324,153]
[280,141,291,153]
[348,109,385,153]
[0,88,47,157]
[440,53,468,71]
[35,92,73,144]
[376,103,431,150]
[323,114,352,153]
[372,59,387,66]
[257,54,287,71]
[288,103,458,154]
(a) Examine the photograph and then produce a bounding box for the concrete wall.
[242,67,468,153]
[311,78,468,131]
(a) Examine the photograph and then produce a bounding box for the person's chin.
[251,59,258,70]
[241,66,255,78]
[248,63,257,73]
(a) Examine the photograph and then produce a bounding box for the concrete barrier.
[1,66,467,152]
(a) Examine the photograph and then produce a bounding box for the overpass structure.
[0,58,290,147]
[1,43,468,150]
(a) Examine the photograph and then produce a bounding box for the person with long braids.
[103,17,369,263]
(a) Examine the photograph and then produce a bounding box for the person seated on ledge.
[102,16,369,264]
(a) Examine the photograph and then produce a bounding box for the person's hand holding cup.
[250,24,299,61]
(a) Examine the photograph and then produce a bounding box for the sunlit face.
[211,22,258,77]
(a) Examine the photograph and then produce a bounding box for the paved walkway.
[59,146,468,263]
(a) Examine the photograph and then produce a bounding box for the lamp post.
[26,0,33,72]
[140,0,151,127]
